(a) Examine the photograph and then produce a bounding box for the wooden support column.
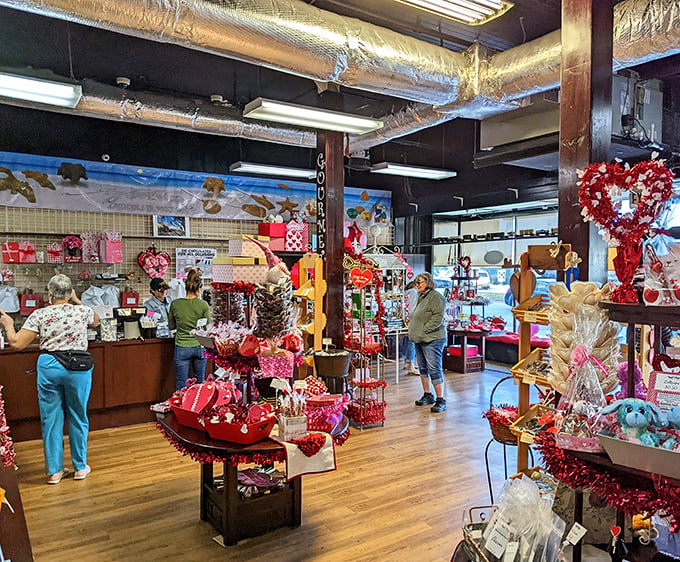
[558,0,613,284]
[316,90,345,346]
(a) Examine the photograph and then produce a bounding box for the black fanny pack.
[48,350,95,372]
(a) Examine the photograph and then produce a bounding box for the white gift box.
[212,256,268,284]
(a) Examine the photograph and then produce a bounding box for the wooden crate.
[512,294,551,325]
[510,347,552,387]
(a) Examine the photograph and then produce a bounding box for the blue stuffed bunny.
[600,398,664,447]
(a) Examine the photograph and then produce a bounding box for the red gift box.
[120,291,140,307]
[18,242,36,263]
[258,223,287,238]
[20,293,44,316]
[2,242,19,264]
[448,345,479,358]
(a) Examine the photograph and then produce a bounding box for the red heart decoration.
[652,353,680,371]
[458,256,471,270]
[181,382,218,413]
[643,287,660,305]
[137,245,171,278]
[349,267,373,289]
[291,432,326,457]
[610,525,621,537]
[579,160,673,244]
[238,334,261,357]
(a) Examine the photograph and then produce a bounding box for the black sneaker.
[415,392,435,406]
[431,398,447,413]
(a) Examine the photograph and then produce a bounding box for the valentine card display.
[99,231,123,264]
[228,235,269,258]
[62,235,82,263]
[47,242,64,263]
[2,242,19,264]
[578,158,674,303]
[284,219,309,252]
[549,282,619,394]
[18,242,36,263]
[137,244,171,278]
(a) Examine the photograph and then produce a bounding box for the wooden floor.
[14,366,522,562]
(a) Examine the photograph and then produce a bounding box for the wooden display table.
[444,329,490,373]
[157,412,299,546]
[0,468,33,562]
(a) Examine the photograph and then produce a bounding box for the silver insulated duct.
[2,0,680,150]
[0,79,316,147]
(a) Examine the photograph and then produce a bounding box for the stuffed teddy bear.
[601,398,663,447]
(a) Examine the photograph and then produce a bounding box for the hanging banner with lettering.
[0,151,390,223]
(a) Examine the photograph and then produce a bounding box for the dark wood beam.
[558,0,613,284]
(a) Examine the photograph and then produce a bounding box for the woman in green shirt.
[168,269,211,390]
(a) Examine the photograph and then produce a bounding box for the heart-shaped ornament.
[349,267,373,289]
[137,246,171,278]
[610,525,621,537]
[579,159,673,244]
[458,255,472,272]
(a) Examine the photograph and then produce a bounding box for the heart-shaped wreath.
[579,159,674,303]
[458,255,471,276]
[291,432,326,457]
[137,245,171,278]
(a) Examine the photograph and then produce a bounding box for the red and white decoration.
[285,220,309,252]
[579,158,674,303]
[137,244,171,278]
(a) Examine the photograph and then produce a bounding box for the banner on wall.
[0,151,391,223]
[176,248,217,279]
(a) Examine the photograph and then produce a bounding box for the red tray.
[169,396,206,432]
[205,416,276,444]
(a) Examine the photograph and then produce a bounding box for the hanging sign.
[175,248,217,279]
[316,151,327,258]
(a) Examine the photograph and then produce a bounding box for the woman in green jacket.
[408,272,447,413]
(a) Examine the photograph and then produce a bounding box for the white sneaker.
[47,468,70,485]
[74,465,91,480]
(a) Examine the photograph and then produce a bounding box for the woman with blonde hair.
[168,268,211,390]
[0,274,100,484]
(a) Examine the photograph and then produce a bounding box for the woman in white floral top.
[0,274,100,484]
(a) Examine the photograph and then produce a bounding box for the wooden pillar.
[316,102,345,346]
[558,0,613,284]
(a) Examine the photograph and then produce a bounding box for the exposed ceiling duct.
[1,0,680,152]
[0,79,317,147]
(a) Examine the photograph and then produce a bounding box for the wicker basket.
[490,421,517,446]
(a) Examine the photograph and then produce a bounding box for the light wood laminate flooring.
[14,366,521,561]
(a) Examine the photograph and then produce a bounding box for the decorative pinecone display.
[254,277,293,341]
[212,290,245,324]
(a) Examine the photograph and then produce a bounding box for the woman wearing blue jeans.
[408,272,447,413]
[168,269,211,390]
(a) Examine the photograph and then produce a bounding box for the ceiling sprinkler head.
[116,76,131,88]
[210,94,224,103]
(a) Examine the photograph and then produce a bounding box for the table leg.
[573,489,583,562]
[461,335,468,374]
[395,333,400,384]
[200,462,212,521]
[480,336,486,371]
[290,476,303,528]
[222,462,240,546]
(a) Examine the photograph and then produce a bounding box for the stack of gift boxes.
[212,235,270,284]
[259,219,309,253]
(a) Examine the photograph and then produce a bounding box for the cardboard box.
[228,235,270,258]
[212,263,268,284]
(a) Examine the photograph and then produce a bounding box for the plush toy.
[601,399,663,447]
[615,360,647,400]
[660,406,680,450]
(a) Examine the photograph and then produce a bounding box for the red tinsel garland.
[536,431,680,522]
[212,281,257,296]
[157,424,285,466]
[342,244,387,355]
[333,427,350,446]
[204,349,259,374]
[350,378,388,390]
[482,404,518,427]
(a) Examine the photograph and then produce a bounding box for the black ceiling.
[0,1,677,218]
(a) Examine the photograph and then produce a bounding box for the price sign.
[523,373,537,385]
[523,312,537,324]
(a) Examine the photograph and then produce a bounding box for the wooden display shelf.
[512,294,551,325]
[509,404,556,444]
[599,300,680,325]
[510,347,552,387]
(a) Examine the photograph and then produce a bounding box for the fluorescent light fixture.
[244,97,383,135]
[394,0,513,25]
[229,161,316,180]
[370,162,457,180]
[441,198,558,217]
[0,70,82,108]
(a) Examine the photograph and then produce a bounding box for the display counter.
[0,338,176,441]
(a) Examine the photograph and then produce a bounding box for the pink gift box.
[212,264,269,284]
[268,237,285,252]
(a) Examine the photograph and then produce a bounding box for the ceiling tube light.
[229,161,316,180]
[370,162,457,180]
[393,0,513,25]
[243,98,383,135]
[0,69,82,108]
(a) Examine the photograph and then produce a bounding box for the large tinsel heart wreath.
[578,159,674,303]
[137,245,171,278]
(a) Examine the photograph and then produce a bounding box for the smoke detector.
[116,76,131,88]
